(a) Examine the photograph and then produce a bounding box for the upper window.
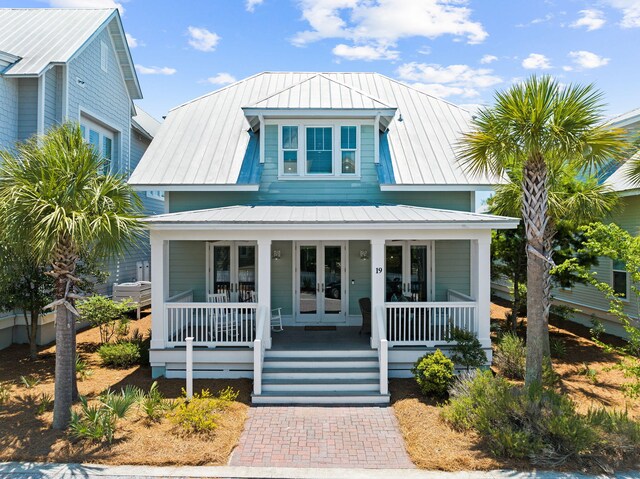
[278,123,359,178]
[80,116,115,175]
[612,259,628,299]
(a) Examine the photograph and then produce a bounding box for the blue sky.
[5,0,640,121]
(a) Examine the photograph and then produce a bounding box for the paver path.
[229,406,414,469]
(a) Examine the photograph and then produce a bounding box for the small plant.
[19,375,40,389]
[69,396,117,443]
[0,382,11,405]
[129,328,151,366]
[493,332,526,380]
[579,363,598,383]
[447,328,487,371]
[412,349,455,398]
[97,341,141,368]
[100,385,142,418]
[550,304,576,322]
[36,392,53,415]
[550,337,567,358]
[169,387,238,434]
[140,381,171,421]
[589,317,605,341]
[77,295,135,344]
[75,355,93,381]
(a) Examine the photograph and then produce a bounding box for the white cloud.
[570,9,606,31]
[418,46,432,55]
[125,33,139,48]
[604,0,640,28]
[49,0,124,13]
[521,53,551,69]
[567,50,610,69]
[332,43,399,61]
[206,72,236,85]
[187,26,220,52]
[246,0,263,12]
[135,64,176,75]
[397,62,502,99]
[292,0,487,63]
[480,54,497,64]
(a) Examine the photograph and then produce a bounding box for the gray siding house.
[0,8,163,348]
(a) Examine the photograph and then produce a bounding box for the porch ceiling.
[144,203,519,230]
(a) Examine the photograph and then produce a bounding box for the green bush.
[77,295,135,344]
[493,332,526,379]
[69,396,117,443]
[35,392,53,416]
[412,349,455,398]
[447,328,487,371]
[97,341,141,368]
[169,387,238,434]
[140,381,172,421]
[75,354,92,381]
[100,385,142,418]
[19,374,40,389]
[442,370,640,467]
[550,337,567,358]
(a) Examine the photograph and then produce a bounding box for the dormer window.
[277,122,360,178]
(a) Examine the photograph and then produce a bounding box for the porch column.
[475,233,492,350]
[150,232,167,350]
[257,238,272,349]
[370,238,385,348]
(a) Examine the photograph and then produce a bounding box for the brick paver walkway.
[229,406,415,469]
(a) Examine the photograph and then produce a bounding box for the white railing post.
[370,239,385,348]
[257,238,272,349]
[380,338,388,395]
[253,338,262,395]
[476,234,491,349]
[150,233,167,350]
[185,337,193,400]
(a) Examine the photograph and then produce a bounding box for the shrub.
[550,337,567,358]
[579,363,598,383]
[412,349,455,398]
[19,374,40,389]
[0,382,11,405]
[75,355,93,381]
[36,392,53,416]
[493,332,525,379]
[100,385,142,418]
[77,295,135,344]
[140,381,172,421]
[69,396,117,443]
[97,341,141,368]
[589,317,605,340]
[447,328,487,371]
[129,328,150,367]
[169,387,238,434]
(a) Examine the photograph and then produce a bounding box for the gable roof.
[132,106,161,140]
[605,152,640,194]
[0,8,141,99]
[129,72,501,189]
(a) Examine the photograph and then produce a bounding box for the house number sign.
[375,267,383,274]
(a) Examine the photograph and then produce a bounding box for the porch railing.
[253,306,269,395]
[373,305,388,395]
[385,301,477,346]
[447,289,475,303]
[165,302,257,347]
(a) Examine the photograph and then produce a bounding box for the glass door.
[208,242,257,302]
[323,245,343,317]
[237,244,256,302]
[298,245,318,320]
[410,245,429,302]
[211,244,231,299]
[385,242,433,302]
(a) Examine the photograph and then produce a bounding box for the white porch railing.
[165,302,257,347]
[373,305,388,395]
[167,290,194,303]
[385,301,477,346]
[447,289,475,303]
[253,306,270,395]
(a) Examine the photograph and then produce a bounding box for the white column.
[257,238,272,349]
[475,233,492,350]
[150,232,167,350]
[370,238,385,348]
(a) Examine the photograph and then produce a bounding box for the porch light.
[359,249,369,261]
[272,249,281,261]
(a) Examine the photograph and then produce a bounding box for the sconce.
[272,249,281,261]
[359,249,369,261]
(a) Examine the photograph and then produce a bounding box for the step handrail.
[374,305,388,395]
[253,306,269,396]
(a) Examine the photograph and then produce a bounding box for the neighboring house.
[0,8,162,349]
[129,72,518,404]
[551,109,640,337]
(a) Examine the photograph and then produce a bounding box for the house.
[0,8,163,348]
[128,72,519,404]
[551,109,640,337]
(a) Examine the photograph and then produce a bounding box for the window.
[282,126,298,174]
[100,41,108,72]
[306,127,332,174]
[612,259,628,299]
[340,126,357,174]
[102,137,112,174]
[80,116,116,175]
[147,191,165,200]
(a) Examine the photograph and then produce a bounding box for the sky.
[3,0,640,121]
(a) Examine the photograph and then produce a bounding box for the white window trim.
[80,114,116,174]
[272,119,365,180]
[147,191,165,201]
[611,260,630,302]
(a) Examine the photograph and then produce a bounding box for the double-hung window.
[612,259,629,299]
[282,126,298,175]
[80,116,116,175]
[340,126,357,174]
[306,127,332,174]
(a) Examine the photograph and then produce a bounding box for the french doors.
[207,242,256,302]
[295,242,346,323]
[385,241,434,302]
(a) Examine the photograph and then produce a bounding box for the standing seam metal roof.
[128,72,501,187]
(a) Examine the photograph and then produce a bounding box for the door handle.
[317,283,320,292]
[321,283,325,292]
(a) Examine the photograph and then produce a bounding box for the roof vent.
[397,113,403,122]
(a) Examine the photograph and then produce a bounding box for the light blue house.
[0,8,163,348]
[129,72,518,404]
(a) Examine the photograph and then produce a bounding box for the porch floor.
[270,327,371,351]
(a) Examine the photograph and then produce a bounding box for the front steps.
[252,349,390,405]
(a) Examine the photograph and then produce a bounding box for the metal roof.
[604,152,640,193]
[129,72,501,188]
[0,8,141,99]
[132,106,161,139]
[144,203,518,229]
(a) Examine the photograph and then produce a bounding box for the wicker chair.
[358,297,371,335]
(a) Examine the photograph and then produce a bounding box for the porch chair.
[207,292,228,303]
[358,297,371,335]
[206,292,236,341]
[271,308,284,332]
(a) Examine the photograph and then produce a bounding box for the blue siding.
[17,78,38,141]
[0,76,19,148]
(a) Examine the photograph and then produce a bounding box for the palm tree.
[0,123,143,429]
[457,76,627,386]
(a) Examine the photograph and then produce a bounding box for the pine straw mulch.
[390,299,640,473]
[0,313,251,466]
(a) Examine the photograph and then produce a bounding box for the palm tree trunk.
[52,298,74,429]
[522,155,549,386]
